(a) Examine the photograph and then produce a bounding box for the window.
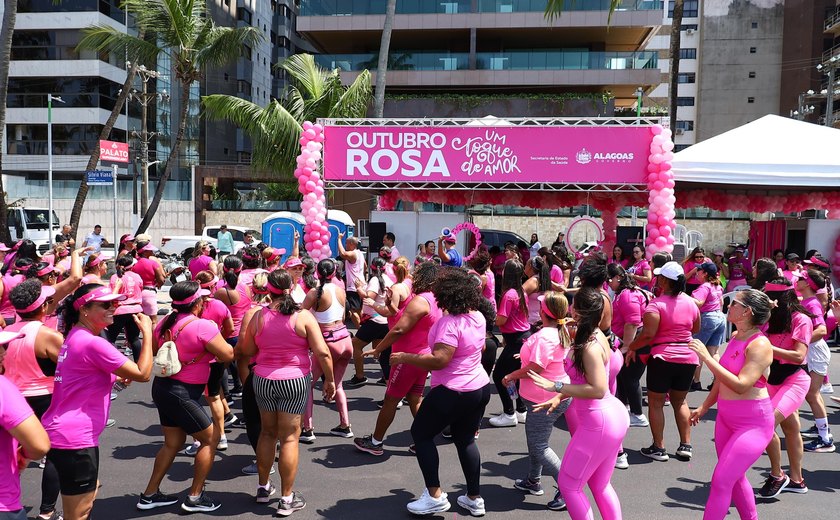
[677,97,695,106]
[677,72,696,84]
[678,48,697,60]
[237,80,252,96]
[747,97,755,103]
[6,77,121,110]
[279,37,291,50]
[681,24,698,31]
[674,144,691,152]
[223,148,229,155]
[748,71,756,78]
[675,121,694,131]
[749,47,756,54]
[6,123,126,156]
[751,21,758,29]
[240,45,252,60]
[669,1,699,18]
[237,7,252,24]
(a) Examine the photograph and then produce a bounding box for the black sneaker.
[757,474,789,498]
[785,478,808,494]
[137,490,179,510]
[675,443,693,460]
[276,492,306,516]
[330,425,354,438]
[354,435,384,456]
[181,491,221,513]
[641,444,669,462]
[547,490,567,511]
[299,429,316,444]
[374,377,388,386]
[690,381,702,392]
[347,375,368,387]
[441,426,452,439]
[256,483,276,503]
[801,425,819,439]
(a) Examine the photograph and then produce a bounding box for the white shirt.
[389,245,400,260]
[362,275,393,324]
[529,242,541,257]
[85,233,105,252]
[344,249,365,293]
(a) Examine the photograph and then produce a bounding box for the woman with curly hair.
[394,267,492,517]
[468,247,495,311]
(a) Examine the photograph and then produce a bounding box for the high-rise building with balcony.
[296,0,665,118]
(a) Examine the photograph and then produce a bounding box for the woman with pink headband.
[794,269,834,453]
[756,277,813,497]
[239,269,335,516]
[117,234,136,259]
[41,284,153,519]
[238,246,266,288]
[27,245,88,330]
[188,241,217,281]
[0,258,35,326]
[131,242,165,324]
[139,281,233,513]
[690,289,774,520]
[4,280,65,520]
[262,247,286,272]
[215,255,251,399]
[80,253,107,285]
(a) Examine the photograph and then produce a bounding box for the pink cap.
[443,235,457,243]
[172,288,211,306]
[139,243,158,253]
[120,234,135,244]
[266,248,286,263]
[73,285,127,310]
[284,257,303,268]
[17,285,56,314]
[35,264,56,277]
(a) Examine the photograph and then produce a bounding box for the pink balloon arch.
[645,125,676,256]
[294,122,330,261]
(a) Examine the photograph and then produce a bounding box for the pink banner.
[323,125,651,184]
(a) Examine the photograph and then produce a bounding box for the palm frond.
[280,54,328,101]
[195,24,263,69]
[544,0,623,23]
[77,25,159,64]
[331,69,373,118]
[202,94,269,136]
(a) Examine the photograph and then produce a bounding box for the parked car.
[470,228,529,252]
[7,207,61,253]
[160,225,261,257]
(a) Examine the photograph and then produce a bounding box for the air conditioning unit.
[686,28,695,35]
[675,128,685,135]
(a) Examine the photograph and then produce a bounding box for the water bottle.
[506,380,519,400]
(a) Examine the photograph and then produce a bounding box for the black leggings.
[481,335,500,377]
[25,394,60,515]
[493,331,531,415]
[379,346,392,380]
[242,371,261,453]
[616,353,646,415]
[104,313,141,361]
[226,338,242,393]
[411,384,491,497]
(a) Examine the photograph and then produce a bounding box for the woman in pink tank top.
[188,241,217,281]
[0,258,33,325]
[214,256,252,400]
[689,288,774,520]
[81,253,108,285]
[29,245,87,330]
[467,248,496,312]
[4,280,65,519]
[238,269,335,515]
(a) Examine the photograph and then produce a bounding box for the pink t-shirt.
[519,327,569,403]
[728,257,752,282]
[344,250,365,294]
[188,255,213,279]
[685,258,708,285]
[201,298,232,334]
[646,293,700,365]
[498,288,530,333]
[0,273,25,319]
[482,269,496,312]
[254,310,311,380]
[428,311,490,392]
[239,268,267,289]
[153,315,220,385]
[393,292,442,355]
[42,327,128,449]
[0,375,34,512]
[692,282,723,313]
[110,271,144,315]
[611,288,647,338]
[801,297,826,331]
[550,264,565,287]
[761,312,812,365]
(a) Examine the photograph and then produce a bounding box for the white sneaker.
[217,437,228,451]
[407,489,450,515]
[515,410,527,423]
[241,461,275,475]
[820,383,834,394]
[489,413,518,427]
[629,414,649,427]
[184,441,200,456]
[615,452,629,470]
[457,494,486,517]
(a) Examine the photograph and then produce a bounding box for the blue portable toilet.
[261,211,306,263]
[327,209,355,257]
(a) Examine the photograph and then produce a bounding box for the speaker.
[368,222,387,251]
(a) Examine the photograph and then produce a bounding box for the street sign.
[86,169,114,186]
[99,139,129,163]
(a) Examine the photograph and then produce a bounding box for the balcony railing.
[317,50,657,72]
[300,0,663,16]
[826,6,840,31]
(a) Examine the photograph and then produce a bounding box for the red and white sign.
[99,140,129,163]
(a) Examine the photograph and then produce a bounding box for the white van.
[7,207,61,253]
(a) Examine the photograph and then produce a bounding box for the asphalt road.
[19,341,840,520]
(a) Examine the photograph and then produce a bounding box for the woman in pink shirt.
[0,328,51,520]
[80,254,107,285]
[238,269,335,517]
[626,261,700,463]
[683,247,709,294]
[523,256,552,329]
[215,255,252,397]
[188,241,217,281]
[626,246,653,290]
[502,291,571,509]
[690,263,725,391]
[42,284,153,520]
[467,248,495,312]
[538,246,570,292]
[261,247,285,272]
[27,245,87,330]
[0,258,34,326]
[105,256,146,361]
[610,246,627,268]
[490,260,531,427]
[140,281,232,514]
[391,267,493,517]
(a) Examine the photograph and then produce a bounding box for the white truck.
[7,207,61,254]
[160,225,261,257]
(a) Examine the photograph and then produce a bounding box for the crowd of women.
[1,232,838,520]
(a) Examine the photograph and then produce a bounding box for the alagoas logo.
[577,148,634,164]
[575,148,592,164]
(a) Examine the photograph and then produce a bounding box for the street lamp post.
[47,94,65,248]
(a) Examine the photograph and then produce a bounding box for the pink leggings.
[705,398,774,520]
[608,347,622,396]
[303,333,352,429]
[558,396,629,520]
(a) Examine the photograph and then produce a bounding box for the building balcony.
[299,0,663,16]
[826,6,840,37]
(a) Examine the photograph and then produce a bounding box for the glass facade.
[18,0,126,23]
[6,124,126,156]
[6,77,123,111]
[300,0,662,15]
[316,52,470,72]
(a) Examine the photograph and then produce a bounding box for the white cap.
[653,261,684,281]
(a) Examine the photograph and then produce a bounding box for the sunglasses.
[694,256,704,260]
[730,300,751,313]
[92,301,114,310]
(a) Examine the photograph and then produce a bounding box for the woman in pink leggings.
[689,289,774,520]
[530,287,629,520]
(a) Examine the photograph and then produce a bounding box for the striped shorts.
[253,373,312,415]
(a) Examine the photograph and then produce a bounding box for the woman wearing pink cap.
[139,281,233,513]
[117,234,136,259]
[262,247,286,272]
[188,241,218,281]
[105,256,146,361]
[132,242,166,323]
[4,280,64,520]
[283,256,307,303]
[41,284,153,520]
[0,328,51,520]
[80,253,108,285]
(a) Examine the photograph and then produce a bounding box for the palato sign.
[322,125,651,184]
[99,140,129,163]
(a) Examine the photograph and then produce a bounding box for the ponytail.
[115,256,134,278]
[571,287,603,377]
[223,255,243,289]
[314,259,337,309]
[267,269,300,315]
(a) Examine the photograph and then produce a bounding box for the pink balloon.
[662,152,674,162]
[655,236,667,247]
[299,136,308,146]
[313,240,323,249]
[647,163,660,174]
[652,135,666,146]
[650,154,664,165]
[303,121,314,131]
[658,225,670,236]
[315,134,325,143]
[662,141,675,152]
[659,162,672,172]
[650,145,664,155]
[305,181,316,191]
[313,123,324,133]
[304,129,317,140]
[650,125,663,136]
[653,181,664,191]
[649,228,660,239]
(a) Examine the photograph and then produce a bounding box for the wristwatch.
[554,381,565,393]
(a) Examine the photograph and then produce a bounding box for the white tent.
[671,114,840,187]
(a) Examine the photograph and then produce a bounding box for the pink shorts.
[141,289,158,316]
[768,369,810,419]
[385,362,427,399]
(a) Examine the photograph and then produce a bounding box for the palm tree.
[668,0,684,132]
[80,0,261,234]
[202,53,372,176]
[372,0,397,117]
[0,2,18,243]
